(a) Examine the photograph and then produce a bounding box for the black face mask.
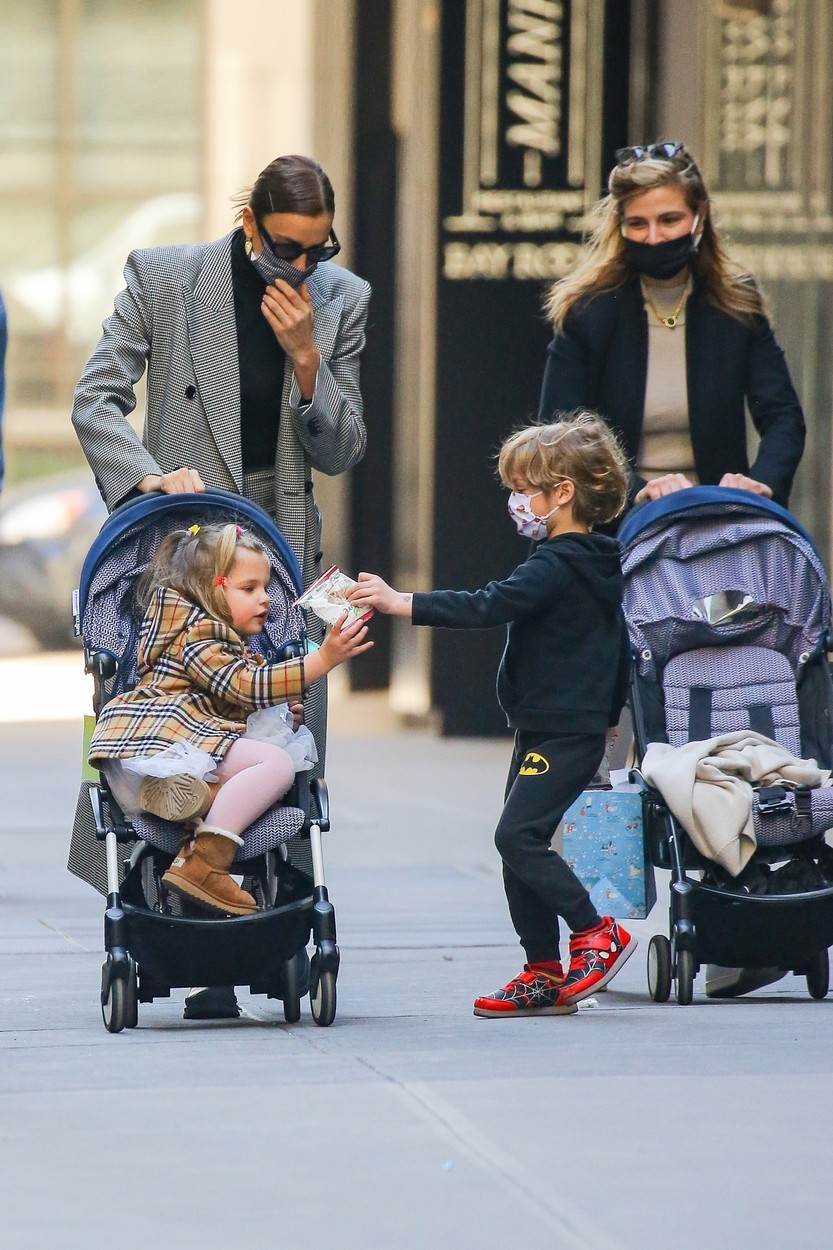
[623,223,699,280]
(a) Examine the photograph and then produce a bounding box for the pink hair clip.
[235,525,243,537]
[214,574,228,587]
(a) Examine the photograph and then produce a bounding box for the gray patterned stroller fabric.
[663,646,802,753]
[622,495,833,851]
[69,498,312,895]
[622,505,829,682]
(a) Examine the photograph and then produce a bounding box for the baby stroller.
[67,489,339,1032]
[619,486,833,1004]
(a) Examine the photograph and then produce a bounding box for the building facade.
[2,1,829,735]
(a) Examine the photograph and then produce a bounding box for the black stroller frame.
[631,674,833,1005]
[70,490,340,1032]
[619,487,833,1005]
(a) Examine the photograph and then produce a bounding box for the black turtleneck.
[230,228,286,473]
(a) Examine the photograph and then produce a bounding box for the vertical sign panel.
[701,0,833,559]
[432,0,630,735]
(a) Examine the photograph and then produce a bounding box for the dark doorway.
[349,0,398,690]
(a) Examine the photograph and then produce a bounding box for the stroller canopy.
[77,490,306,694]
[617,487,831,678]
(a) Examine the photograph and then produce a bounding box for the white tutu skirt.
[101,704,317,817]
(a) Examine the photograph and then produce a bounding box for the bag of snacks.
[295,565,373,627]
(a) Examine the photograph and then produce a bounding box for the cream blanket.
[642,731,831,876]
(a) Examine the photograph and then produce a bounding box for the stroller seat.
[663,645,800,752]
[662,644,833,847]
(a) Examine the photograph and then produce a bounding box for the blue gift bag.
[559,786,656,920]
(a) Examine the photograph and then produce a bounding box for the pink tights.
[205,739,295,836]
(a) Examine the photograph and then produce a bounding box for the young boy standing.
[350,413,637,1017]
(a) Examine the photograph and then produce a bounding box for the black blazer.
[538,276,805,507]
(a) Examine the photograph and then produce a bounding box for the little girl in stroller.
[88,521,371,917]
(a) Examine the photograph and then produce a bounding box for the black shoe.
[183,985,240,1019]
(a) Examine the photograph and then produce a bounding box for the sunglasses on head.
[615,142,686,165]
[258,220,341,265]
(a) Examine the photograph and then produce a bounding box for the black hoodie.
[411,532,631,734]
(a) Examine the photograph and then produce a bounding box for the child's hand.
[349,573,413,617]
[289,701,304,731]
[318,611,374,672]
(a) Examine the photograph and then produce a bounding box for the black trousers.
[494,730,606,963]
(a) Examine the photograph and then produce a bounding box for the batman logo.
[519,751,549,776]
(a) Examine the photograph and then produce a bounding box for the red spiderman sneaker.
[473,962,577,1018]
[561,917,638,1003]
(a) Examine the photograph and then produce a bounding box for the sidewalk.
[1,669,831,1249]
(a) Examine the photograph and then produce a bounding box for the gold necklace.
[643,283,688,329]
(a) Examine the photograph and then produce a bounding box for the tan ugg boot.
[162,823,256,916]
[139,773,214,823]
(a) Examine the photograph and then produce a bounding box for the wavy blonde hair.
[498,411,629,528]
[545,146,765,330]
[140,524,268,624]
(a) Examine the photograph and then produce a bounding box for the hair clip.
[235,525,243,538]
[188,524,201,536]
[214,575,228,587]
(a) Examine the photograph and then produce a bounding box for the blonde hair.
[498,412,629,528]
[140,524,268,624]
[545,145,765,330]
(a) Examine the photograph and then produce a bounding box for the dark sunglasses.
[258,220,341,265]
[615,141,685,165]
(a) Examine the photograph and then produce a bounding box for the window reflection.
[0,0,203,476]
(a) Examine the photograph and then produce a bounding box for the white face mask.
[507,490,560,541]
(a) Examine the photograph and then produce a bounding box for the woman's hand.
[289,701,304,731]
[719,472,773,497]
[634,473,694,503]
[137,468,206,494]
[261,279,317,366]
[349,573,413,617]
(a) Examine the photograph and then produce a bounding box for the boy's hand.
[319,611,374,671]
[350,573,413,617]
[289,701,304,731]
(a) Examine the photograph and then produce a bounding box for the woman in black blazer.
[539,142,804,509]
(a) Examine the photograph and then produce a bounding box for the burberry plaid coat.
[89,587,305,765]
[71,230,371,589]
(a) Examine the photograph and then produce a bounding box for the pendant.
[663,316,678,329]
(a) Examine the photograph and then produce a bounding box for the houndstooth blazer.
[71,230,371,586]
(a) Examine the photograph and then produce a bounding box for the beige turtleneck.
[636,274,699,484]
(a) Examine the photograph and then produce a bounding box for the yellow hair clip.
[187,524,201,536]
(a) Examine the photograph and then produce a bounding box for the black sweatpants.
[494,730,606,963]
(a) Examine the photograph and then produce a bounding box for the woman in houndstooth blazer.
[73,155,369,1017]
[72,155,369,584]
[72,154,370,760]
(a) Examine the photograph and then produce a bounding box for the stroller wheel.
[647,935,672,1002]
[806,949,829,1000]
[310,969,337,1027]
[281,955,302,1024]
[124,959,139,1029]
[102,975,126,1033]
[675,949,695,1006]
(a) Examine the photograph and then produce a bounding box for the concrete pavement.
[1,663,831,1249]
